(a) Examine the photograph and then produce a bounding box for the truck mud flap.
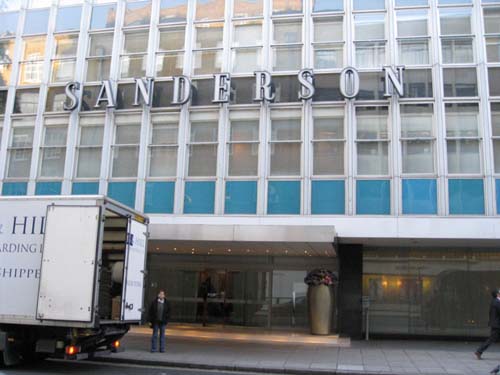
[1,335,21,366]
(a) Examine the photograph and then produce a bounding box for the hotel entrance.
[145,242,337,330]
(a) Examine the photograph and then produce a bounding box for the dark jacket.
[488,297,500,329]
[148,298,171,325]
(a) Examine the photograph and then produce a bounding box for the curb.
[93,356,415,375]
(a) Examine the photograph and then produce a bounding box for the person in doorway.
[475,289,500,359]
[148,290,171,353]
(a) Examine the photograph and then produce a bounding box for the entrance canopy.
[149,224,336,257]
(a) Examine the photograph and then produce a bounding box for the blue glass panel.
[2,182,27,196]
[184,181,215,214]
[402,179,437,215]
[497,180,500,215]
[145,182,175,214]
[55,6,82,32]
[0,12,18,37]
[356,180,390,215]
[35,182,62,196]
[311,180,345,215]
[24,9,49,35]
[225,181,257,214]
[268,181,301,215]
[72,182,99,195]
[396,0,428,5]
[439,0,471,4]
[313,0,343,12]
[90,4,116,30]
[108,182,136,208]
[449,179,484,215]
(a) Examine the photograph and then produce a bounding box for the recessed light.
[156,247,159,250]
[173,248,177,251]
[227,249,232,252]
[192,248,195,251]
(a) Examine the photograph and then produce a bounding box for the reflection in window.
[75,116,104,179]
[196,0,225,20]
[0,12,18,37]
[272,0,302,15]
[39,119,69,178]
[24,9,49,35]
[148,113,179,177]
[234,0,262,17]
[90,4,116,30]
[55,6,82,32]
[160,0,188,23]
[312,108,344,175]
[228,111,259,177]
[7,119,35,178]
[111,115,142,178]
[87,33,113,82]
[124,1,151,27]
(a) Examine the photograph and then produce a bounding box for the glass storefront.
[363,248,500,337]
[146,253,337,329]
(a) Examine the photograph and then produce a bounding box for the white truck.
[0,195,149,366]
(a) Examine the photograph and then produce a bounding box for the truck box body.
[0,195,148,330]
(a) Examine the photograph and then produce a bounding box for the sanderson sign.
[62,66,405,111]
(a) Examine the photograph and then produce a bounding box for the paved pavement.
[95,329,500,375]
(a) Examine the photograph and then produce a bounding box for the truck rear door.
[37,205,101,323]
[121,219,147,321]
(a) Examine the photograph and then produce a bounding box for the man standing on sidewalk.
[475,289,500,359]
[148,290,171,353]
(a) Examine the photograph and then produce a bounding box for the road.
[0,360,257,375]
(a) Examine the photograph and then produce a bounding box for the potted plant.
[304,269,337,335]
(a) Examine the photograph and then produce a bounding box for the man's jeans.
[151,323,166,352]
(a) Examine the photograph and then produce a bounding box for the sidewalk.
[96,325,500,375]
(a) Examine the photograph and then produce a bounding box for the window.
[490,68,500,96]
[440,8,474,64]
[400,104,435,174]
[445,103,481,174]
[120,31,149,78]
[51,34,78,83]
[0,12,18,38]
[228,111,259,176]
[160,0,188,23]
[124,1,151,27]
[39,117,68,178]
[273,0,302,15]
[19,37,45,85]
[272,20,302,71]
[312,107,345,175]
[354,0,385,11]
[193,23,223,75]
[0,40,14,86]
[313,16,343,69]
[491,103,500,173]
[313,0,343,12]
[14,89,39,113]
[148,113,179,177]
[443,68,477,97]
[356,106,389,175]
[23,9,49,35]
[232,20,262,73]
[75,116,104,179]
[354,14,386,68]
[396,0,428,5]
[7,118,34,178]
[234,0,263,17]
[484,8,500,63]
[196,0,225,20]
[156,27,185,77]
[270,109,302,176]
[90,4,116,30]
[86,33,113,82]
[188,112,218,177]
[55,6,82,32]
[397,10,430,65]
[111,115,141,178]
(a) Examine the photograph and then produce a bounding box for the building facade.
[0,0,500,338]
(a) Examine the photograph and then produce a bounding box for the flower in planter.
[304,269,337,286]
